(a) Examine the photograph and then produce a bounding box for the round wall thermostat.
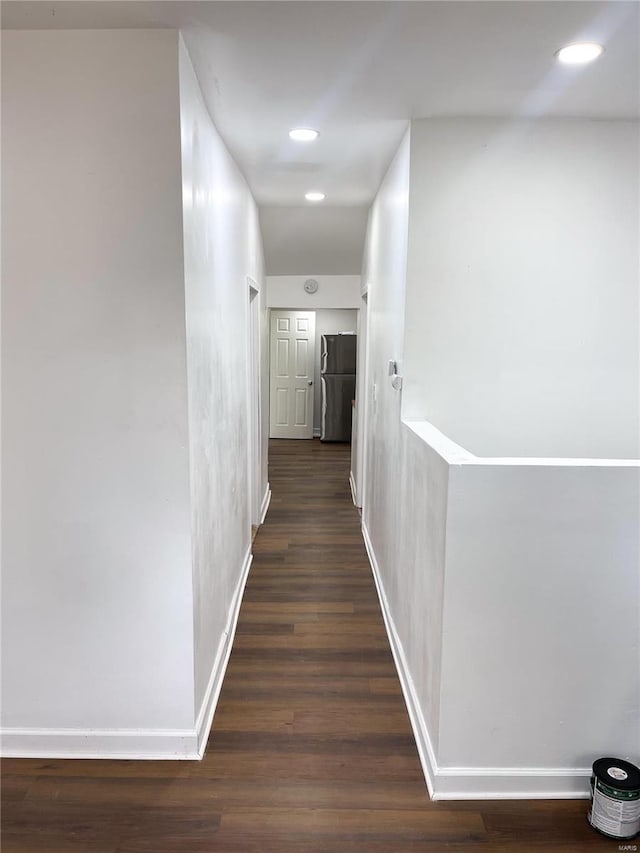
[304,278,319,294]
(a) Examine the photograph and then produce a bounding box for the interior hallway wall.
[360,130,452,762]
[359,121,639,798]
[359,129,450,754]
[361,131,411,584]
[266,275,360,310]
[2,29,267,758]
[403,118,640,459]
[178,40,266,721]
[1,30,195,741]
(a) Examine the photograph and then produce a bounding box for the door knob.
[307,380,313,386]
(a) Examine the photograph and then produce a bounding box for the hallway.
[1,441,614,851]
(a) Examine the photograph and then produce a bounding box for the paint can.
[589,757,640,840]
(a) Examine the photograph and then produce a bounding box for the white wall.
[379,422,640,799]
[313,310,358,434]
[359,129,449,763]
[1,30,267,760]
[266,275,361,309]
[440,457,640,776]
[359,123,640,799]
[178,40,266,722]
[361,129,411,583]
[403,118,640,459]
[1,31,195,742]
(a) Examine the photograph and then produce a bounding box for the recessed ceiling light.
[305,191,325,202]
[556,42,604,65]
[289,128,319,142]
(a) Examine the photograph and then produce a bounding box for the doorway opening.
[268,308,359,441]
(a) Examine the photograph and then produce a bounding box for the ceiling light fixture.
[556,42,604,65]
[289,128,319,142]
[305,191,325,202]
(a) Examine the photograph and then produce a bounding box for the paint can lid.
[592,757,640,791]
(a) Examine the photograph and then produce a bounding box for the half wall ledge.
[366,418,639,799]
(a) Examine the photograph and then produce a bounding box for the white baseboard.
[360,521,591,801]
[313,428,321,438]
[349,471,358,506]
[194,546,253,757]
[259,483,271,524]
[361,521,437,798]
[431,768,591,800]
[0,727,200,760]
[1,548,254,762]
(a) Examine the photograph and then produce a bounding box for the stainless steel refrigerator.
[320,333,357,442]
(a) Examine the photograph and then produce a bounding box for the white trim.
[431,768,591,800]
[194,547,253,757]
[404,419,474,463]
[361,521,592,801]
[259,483,271,524]
[0,728,199,760]
[1,549,254,762]
[404,419,640,468]
[313,427,321,438]
[349,471,357,506]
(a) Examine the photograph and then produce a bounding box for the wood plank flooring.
[1,440,615,851]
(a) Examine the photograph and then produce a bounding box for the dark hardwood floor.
[2,440,615,851]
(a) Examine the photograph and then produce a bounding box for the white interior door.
[269,310,316,439]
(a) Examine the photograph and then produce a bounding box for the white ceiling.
[259,205,369,274]
[3,1,639,273]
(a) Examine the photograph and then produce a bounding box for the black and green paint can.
[589,757,640,840]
